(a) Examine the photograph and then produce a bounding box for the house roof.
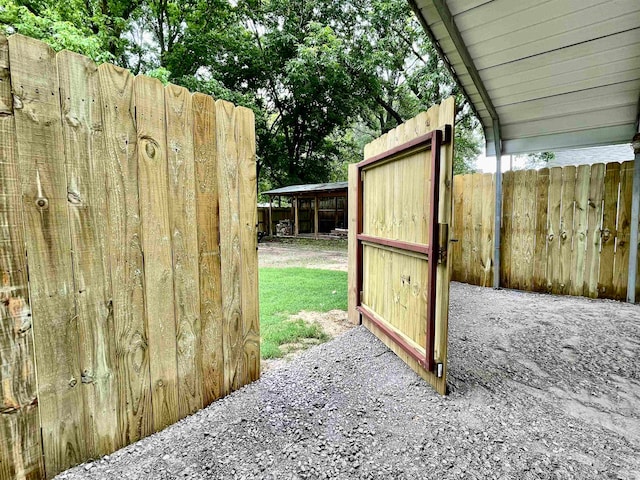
[262,181,348,196]
[410,0,640,155]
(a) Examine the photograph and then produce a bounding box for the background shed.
[261,182,348,238]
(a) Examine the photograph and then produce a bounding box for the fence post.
[493,119,503,289]
[627,134,640,303]
[268,195,273,237]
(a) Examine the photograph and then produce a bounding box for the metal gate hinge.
[437,248,447,264]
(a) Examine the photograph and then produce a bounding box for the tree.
[0,0,482,185]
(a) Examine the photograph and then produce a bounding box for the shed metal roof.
[262,181,348,196]
[410,0,640,155]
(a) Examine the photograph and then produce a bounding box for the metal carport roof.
[262,181,348,196]
[409,0,640,155]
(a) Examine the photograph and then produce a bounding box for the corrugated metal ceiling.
[411,0,640,155]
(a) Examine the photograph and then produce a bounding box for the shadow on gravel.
[58,282,640,480]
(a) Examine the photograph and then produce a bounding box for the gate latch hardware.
[437,223,449,264]
[437,247,448,264]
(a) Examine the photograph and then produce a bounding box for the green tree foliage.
[0,0,482,186]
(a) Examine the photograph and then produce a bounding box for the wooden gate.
[348,98,454,394]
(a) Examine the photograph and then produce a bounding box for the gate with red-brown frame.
[347,98,455,395]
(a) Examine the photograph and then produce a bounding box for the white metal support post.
[627,132,640,303]
[493,119,503,289]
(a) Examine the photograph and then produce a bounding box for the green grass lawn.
[259,267,347,359]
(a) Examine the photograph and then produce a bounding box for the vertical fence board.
[0,34,44,480]
[584,163,605,298]
[347,163,359,324]
[165,84,203,418]
[613,161,634,300]
[216,100,243,394]
[571,165,591,296]
[471,174,483,285]
[547,167,563,294]
[599,162,620,298]
[98,63,153,444]
[521,169,537,291]
[559,166,576,295]
[193,93,224,405]
[237,107,260,383]
[57,50,119,458]
[134,75,179,432]
[500,171,514,287]
[510,170,525,289]
[461,174,473,284]
[533,168,549,292]
[480,173,494,287]
[433,96,454,396]
[451,175,464,281]
[9,34,87,476]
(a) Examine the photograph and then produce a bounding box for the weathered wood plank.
[480,173,494,287]
[471,173,483,285]
[98,63,153,444]
[521,169,537,292]
[613,161,634,300]
[134,75,178,432]
[598,162,620,299]
[532,168,549,292]
[559,166,576,295]
[451,175,464,282]
[570,165,590,297]
[461,174,473,285]
[165,84,203,418]
[9,33,86,476]
[58,49,119,458]
[216,100,243,394]
[347,163,359,324]
[0,34,44,480]
[547,167,563,294]
[192,93,224,405]
[583,163,605,298]
[500,170,514,287]
[433,96,455,396]
[236,106,260,384]
[510,170,525,290]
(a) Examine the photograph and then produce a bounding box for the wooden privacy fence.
[451,160,638,300]
[0,34,259,480]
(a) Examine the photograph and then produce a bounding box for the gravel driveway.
[57,282,640,479]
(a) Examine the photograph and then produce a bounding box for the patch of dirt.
[57,283,640,480]
[259,241,347,271]
[262,309,355,373]
[295,309,353,338]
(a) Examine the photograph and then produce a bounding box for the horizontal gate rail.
[357,304,430,370]
[357,124,451,170]
[357,233,430,256]
[356,127,446,373]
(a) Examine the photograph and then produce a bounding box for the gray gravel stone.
[56,282,640,480]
